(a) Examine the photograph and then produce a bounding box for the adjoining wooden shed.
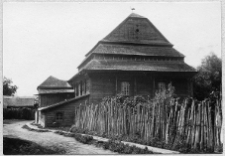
[36,76,75,126]
[36,13,196,127]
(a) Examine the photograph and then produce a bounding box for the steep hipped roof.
[80,58,196,72]
[70,13,196,81]
[38,76,72,89]
[101,13,172,46]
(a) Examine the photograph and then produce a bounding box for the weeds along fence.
[3,107,35,120]
[74,96,222,151]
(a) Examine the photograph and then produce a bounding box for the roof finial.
[131,7,135,13]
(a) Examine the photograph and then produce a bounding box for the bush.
[96,139,154,154]
[73,133,93,144]
[4,107,35,120]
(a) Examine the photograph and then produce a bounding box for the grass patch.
[54,131,94,144]
[95,139,155,154]
[53,130,156,154]
[3,136,64,155]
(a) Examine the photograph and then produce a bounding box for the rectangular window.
[158,82,166,91]
[121,82,130,96]
[84,80,87,94]
[56,112,63,120]
[80,82,83,96]
[76,85,79,96]
[74,85,77,97]
[78,83,81,96]
[86,80,89,94]
[82,81,85,95]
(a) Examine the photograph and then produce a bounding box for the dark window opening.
[121,82,130,96]
[158,82,166,92]
[74,85,77,97]
[84,80,87,94]
[80,82,82,96]
[82,81,85,95]
[56,112,63,120]
[76,85,79,96]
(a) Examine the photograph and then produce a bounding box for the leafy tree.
[193,53,221,100]
[3,77,18,96]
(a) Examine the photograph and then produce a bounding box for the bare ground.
[3,120,116,154]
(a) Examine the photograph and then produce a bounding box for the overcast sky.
[3,2,221,96]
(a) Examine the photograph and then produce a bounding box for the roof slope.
[38,98,76,111]
[80,58,196,72]
[101,13,171,46]
[38,76,72,89]
[38,94,89,111]
[90,43,184,57]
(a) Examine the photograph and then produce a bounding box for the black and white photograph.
[2,1,223,155]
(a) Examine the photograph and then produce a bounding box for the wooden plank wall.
[40,93,74,107]
[43,96,89,127]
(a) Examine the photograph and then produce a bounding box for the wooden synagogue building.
[36,13,196,127]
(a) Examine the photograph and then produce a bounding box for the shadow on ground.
[3,135,64,155]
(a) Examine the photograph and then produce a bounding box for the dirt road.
[3,120,115,154]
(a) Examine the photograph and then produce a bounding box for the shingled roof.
[87,43,184,57]
[101,13,172,46]
[38,76,72,89]
[70,13,196,80]
[80,58,196,72]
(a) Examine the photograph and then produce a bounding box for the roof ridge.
[128,13,147,18]
[38,75,72,89]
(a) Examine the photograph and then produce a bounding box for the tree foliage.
[3,77,18,96]
[193,53,221,100]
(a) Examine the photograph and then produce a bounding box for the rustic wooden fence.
[74,96,222,151]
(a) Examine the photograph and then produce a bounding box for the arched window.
[121,82,130,96]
